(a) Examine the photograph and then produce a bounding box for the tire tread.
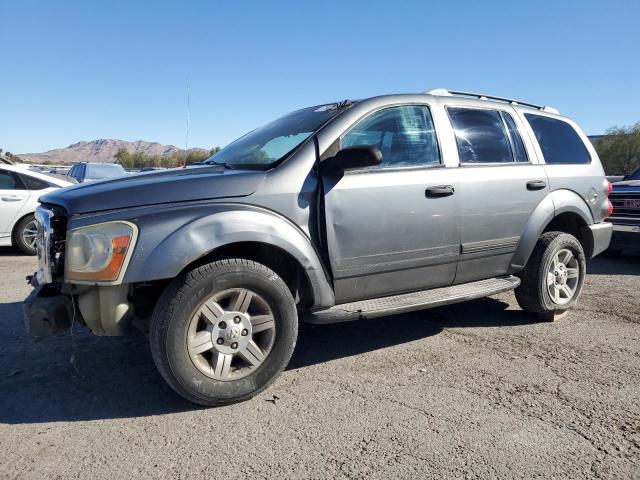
[150,258,295,406]
[515,231,585,314]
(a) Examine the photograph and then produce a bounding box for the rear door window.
[525,114,591,164]
[448,108,513,163]
[502,112,528,163]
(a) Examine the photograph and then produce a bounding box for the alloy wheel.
[186,288,276,381]
[21,219,38,251]
[546,248,580,305]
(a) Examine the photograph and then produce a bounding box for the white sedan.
[0,164,72,255]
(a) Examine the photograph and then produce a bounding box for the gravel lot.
[1,247,639,479]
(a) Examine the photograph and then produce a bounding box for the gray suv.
[25,89,613,406]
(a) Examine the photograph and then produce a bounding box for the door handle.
[425,185,455,198]
[526,180,547,191]
[1,196,22,202]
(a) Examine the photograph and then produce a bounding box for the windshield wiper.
[206,161,233,170]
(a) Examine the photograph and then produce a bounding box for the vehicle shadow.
[587,255,640,276]
[0,246,25,257]
[0,296,538,424]
[289,297,536,369]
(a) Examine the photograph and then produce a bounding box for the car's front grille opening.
[49,210,68,280]
[610,192,640,219]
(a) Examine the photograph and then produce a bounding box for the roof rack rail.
[425,88,559,114]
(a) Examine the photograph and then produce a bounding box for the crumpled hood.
[39,166,266,215]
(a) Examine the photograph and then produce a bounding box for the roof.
[424,89,559,114]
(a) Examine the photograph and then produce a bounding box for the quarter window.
[341,105,441,168]
[525,114,591,164]
[448,108,513,164]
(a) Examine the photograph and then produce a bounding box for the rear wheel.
[150,259,298,406]
[515,232,586,315]
[13,214,38,255]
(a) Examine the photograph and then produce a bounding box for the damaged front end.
[23,282,75,339]
[23,205,139,339]
[23,205,72,339]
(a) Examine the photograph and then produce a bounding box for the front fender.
[509,189,594,272]
[120,204,335,308]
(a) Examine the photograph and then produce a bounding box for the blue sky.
[1,0,639,154]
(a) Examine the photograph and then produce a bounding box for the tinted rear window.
[525,114,591,164]
[85,163,126,179]
[502,112,528,163]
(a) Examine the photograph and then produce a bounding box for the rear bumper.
[23,284,73,339]
[583,222,613,258]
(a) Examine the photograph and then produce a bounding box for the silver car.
[25,89,613,406]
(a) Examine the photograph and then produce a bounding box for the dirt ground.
[1,247,639,479]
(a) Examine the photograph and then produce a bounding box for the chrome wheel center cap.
[211,312,252,355]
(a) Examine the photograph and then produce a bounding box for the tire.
[515,232,586,315]
[12,214,38,255]
[150,259,298,406]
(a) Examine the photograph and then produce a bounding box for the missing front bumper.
[23,285,74,339]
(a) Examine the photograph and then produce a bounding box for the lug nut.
[231,342,238,349]
[241,329,248,336]
[233,316,241,324]
[216,338,224,345]
[218,321,227,329]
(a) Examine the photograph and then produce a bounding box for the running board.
[305,276,520,325]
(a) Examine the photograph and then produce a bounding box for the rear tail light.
[605,180,614,217]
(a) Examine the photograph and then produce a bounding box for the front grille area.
[50,213,67,280]
[609,191,640,225]
[37,204,68,283]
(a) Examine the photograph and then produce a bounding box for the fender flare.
[509,189,594,272]
[123,206,335,308]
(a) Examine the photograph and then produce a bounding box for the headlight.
[65,221,137,283]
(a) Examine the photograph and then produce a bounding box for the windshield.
[206,103,349,168]
[86,163,126,180]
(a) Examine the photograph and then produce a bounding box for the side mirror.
[323,146,382,172]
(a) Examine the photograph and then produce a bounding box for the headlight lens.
[65,222,136,282]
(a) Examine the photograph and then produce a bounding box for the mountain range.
[18,139,207,164]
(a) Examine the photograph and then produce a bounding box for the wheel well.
[543,212,593,258]
[187,242,314,307]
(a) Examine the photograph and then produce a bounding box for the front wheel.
[150,259,298,406]
[515,232,586,315]
[13,214,38,255]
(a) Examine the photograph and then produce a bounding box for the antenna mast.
[185,76,190,165]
